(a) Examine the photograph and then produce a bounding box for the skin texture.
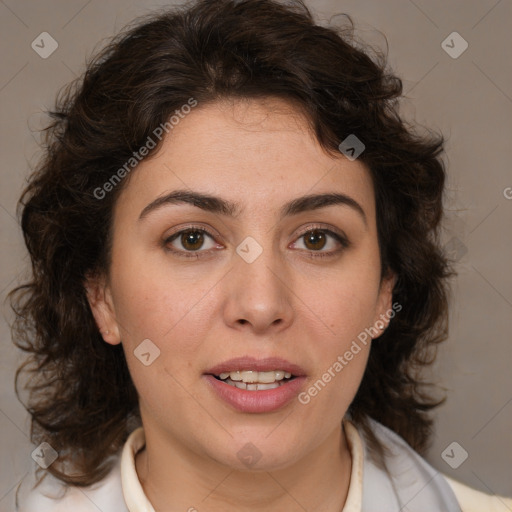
[86,97,395,512]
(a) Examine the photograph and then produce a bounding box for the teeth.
[241,370,258,383]
[218,370,293,384]
[258,371,281,383]
[246,382,280,391]
[225,379,283,391]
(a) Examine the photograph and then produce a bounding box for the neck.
[135,422,352,512]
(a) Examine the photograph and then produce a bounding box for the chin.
[208,436,303,473]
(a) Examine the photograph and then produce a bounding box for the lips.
[205,356,307,377]
[203,356,308,413]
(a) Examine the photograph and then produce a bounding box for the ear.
[84,273,121,345]
[371,271,397,339]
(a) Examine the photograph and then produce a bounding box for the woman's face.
[88,97,394,471]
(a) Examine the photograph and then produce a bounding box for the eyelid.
[294,223,349,244]
[165,223,222,240]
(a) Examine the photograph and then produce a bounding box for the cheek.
[296,274,376,422]
[113,272,220,415]
[109,250,223,376]
[297,260,382,348]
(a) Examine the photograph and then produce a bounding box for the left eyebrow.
[138,189,367,226]
[281,192,367,226]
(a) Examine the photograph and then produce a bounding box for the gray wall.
[1,0,511,509]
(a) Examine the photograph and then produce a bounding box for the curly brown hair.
[10,0,452,488]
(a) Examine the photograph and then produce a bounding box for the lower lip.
[204,375,307,413]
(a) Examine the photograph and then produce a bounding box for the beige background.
[1,0,511,509]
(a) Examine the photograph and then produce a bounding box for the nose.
[222,241,295,335]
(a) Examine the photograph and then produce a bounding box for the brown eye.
[165,228,218,256]
[303,230,327,251]
[180,230,205,251]
[291,227,349,258]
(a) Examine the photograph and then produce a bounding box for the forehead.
[115,97,376,222]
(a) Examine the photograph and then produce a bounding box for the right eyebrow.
[139,190,240,221]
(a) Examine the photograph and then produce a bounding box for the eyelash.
[163,224,350,260]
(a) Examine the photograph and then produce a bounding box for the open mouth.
[211,370,296,391]
[204,364,306,412]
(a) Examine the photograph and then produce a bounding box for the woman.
[10,0,511,510]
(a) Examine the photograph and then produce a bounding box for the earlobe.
[373,272,397,338]
[84,274,121,345]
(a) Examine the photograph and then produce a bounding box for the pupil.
[182,230,203,250]
[305,230,326,250]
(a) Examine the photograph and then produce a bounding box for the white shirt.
[15,417,512,511]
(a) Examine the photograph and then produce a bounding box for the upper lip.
[206,356,307,377]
